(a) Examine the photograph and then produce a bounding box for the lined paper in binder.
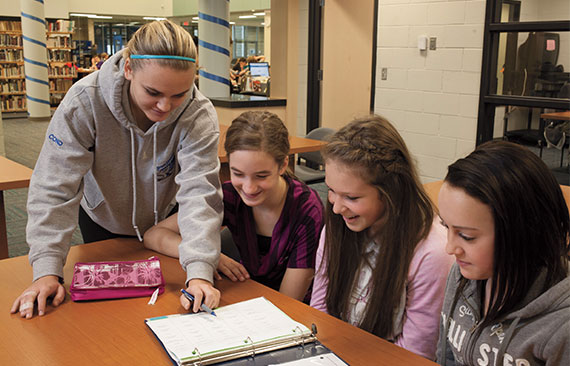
[145,297,319,366]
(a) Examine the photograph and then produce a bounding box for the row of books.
[48,49,72,62]
[0,64,23,78]
[1,95,26,110]
[0,79,25,93]
[0,49,23,62]
[0,21,22,32]
[1,20,74,33]
[48,65,77,78]
[47,20,75,33]
[49,78,73,92]
[0,34,22,47]
[47,36,71,48]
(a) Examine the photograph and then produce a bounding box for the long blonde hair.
[124,20,196,71]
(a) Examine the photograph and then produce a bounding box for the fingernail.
[39,310,44,316]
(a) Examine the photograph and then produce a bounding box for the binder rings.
[145,297,345,366]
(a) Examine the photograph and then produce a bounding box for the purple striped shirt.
[222,176,324,291]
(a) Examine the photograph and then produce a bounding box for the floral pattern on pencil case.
[72,258,163,289]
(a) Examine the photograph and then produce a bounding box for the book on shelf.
[0,21,22,32]
[145,297,345,366]
[47,20,75,32]
[1,95,26,111]
[47,36,71,48]
[0,49,23,62]
[48,49,72,62]
[0,34,23,47]
[1,79,25,93]
[0,64,24,77]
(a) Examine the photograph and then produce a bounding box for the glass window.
[495,31,570,99]
[499,0,570,23]
[231,25,264,59]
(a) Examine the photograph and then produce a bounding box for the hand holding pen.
[181,289,217,316]
[180,278,220,315]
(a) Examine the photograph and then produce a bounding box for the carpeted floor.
[2,116,568,258]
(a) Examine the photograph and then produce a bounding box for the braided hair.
[321,115,434,339]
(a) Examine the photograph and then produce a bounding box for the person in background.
[310,115,453,360]
[90,54,100,70]
[96,52,109,69]
[230,57,247,82]
[11,20,223,319]
[144,111,324,302]
[246,55,258,65]
[436,140,569,366]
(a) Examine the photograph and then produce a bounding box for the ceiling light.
[143,17,166,21]
[253,12,265,16]
[71,14,113,19]
[70,13,96,17]
[230,22,235,25]
[239,15,256,19]
[192,17,199,20]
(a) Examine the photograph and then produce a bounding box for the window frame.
[477,0,570,145]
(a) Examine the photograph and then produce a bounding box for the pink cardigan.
[310,219,453,360]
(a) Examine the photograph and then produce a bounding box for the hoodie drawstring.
[440,290,462,365]
[152,124,158,225]
[496,317,520,363]
[130,127,143,241]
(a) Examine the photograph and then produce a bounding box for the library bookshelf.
[0,22,26,112]
[0,19,76,113]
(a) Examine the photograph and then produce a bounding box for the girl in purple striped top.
[144,111,324,301]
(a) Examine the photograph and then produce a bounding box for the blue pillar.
[198,0,230,98]
[20,0,50,120]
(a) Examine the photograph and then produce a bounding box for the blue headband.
[131,54,196,63]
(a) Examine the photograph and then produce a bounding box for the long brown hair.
[224,111,293,177]
[322,115,434,338]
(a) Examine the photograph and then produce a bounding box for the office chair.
[221,227,241,262]
[503,32,563,157]
[294,127,336,184]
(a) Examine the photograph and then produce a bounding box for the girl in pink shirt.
[310,115,453,360]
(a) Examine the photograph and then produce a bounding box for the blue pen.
[180,289,217,316]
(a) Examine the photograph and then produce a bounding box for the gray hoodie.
[436,264,570,366]
[26,51,223,284]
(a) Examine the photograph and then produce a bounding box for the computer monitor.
[249,62,270,77]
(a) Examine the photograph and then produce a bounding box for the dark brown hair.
[445,140,569,332]
[321,115,434,338]
[224,111,292,175]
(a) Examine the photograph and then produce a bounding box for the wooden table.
[0,156,33,259]
[0,238,436,365]
[540,111,570,121]
[218,124,327,182]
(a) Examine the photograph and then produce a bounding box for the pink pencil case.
[70,257,165,301]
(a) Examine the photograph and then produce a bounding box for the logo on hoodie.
[48,133,63,146]
[489,323,505,343]
[156,154,175,181]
